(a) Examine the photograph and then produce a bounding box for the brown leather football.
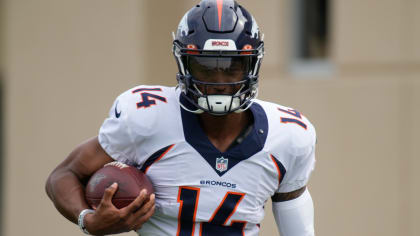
[85,161,154,209]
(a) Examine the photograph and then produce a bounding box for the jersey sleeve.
[277,120,317,193]
[98,92,137,164]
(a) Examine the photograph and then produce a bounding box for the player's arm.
[45,137,113,223]
[271,117,316,235]
[271,186,315,236]
[45,136,155,235]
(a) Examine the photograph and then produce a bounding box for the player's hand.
[84,183,155,235]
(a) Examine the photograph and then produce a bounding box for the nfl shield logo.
[216,157,228,172]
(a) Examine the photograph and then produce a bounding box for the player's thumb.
[102,182,118,203]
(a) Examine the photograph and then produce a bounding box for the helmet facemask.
[174,42,263,116]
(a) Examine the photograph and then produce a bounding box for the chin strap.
[197,95,241,114]
[179,101,205,114]
[234,87,258,113]
[177,82,256,115]
[234,99,255,113]
[194,84,246,114]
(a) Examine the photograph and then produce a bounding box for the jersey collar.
[180,95,268,176]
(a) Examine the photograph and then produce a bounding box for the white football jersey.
[98,85,316,236]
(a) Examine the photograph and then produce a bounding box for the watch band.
[78,209,95,235]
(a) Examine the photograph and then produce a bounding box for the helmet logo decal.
[216,157,228,172]
[204,39,237,50]
[217,0,224,30]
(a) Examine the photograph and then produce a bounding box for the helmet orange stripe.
[217,0,224,30]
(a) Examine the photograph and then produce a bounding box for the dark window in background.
[291,0,332,76]
[296,0,329,60]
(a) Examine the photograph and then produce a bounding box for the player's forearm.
[272,188,315,236]
[46,168,90,224]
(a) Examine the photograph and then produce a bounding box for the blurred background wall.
[1,0,419,235]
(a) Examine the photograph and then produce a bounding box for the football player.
[46,0,316,235]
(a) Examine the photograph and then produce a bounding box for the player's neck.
[197,110,253,152]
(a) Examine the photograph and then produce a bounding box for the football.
[85,161,154,209]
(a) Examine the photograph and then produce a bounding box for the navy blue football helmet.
[173,0,264,115]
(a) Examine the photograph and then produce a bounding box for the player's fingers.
[132,204,155,231]
[123,189,147,213]
[101,182,118,204]
[133,193,155,218]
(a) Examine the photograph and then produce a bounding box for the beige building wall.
[2,0,419,236]
[3,1,146,235]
